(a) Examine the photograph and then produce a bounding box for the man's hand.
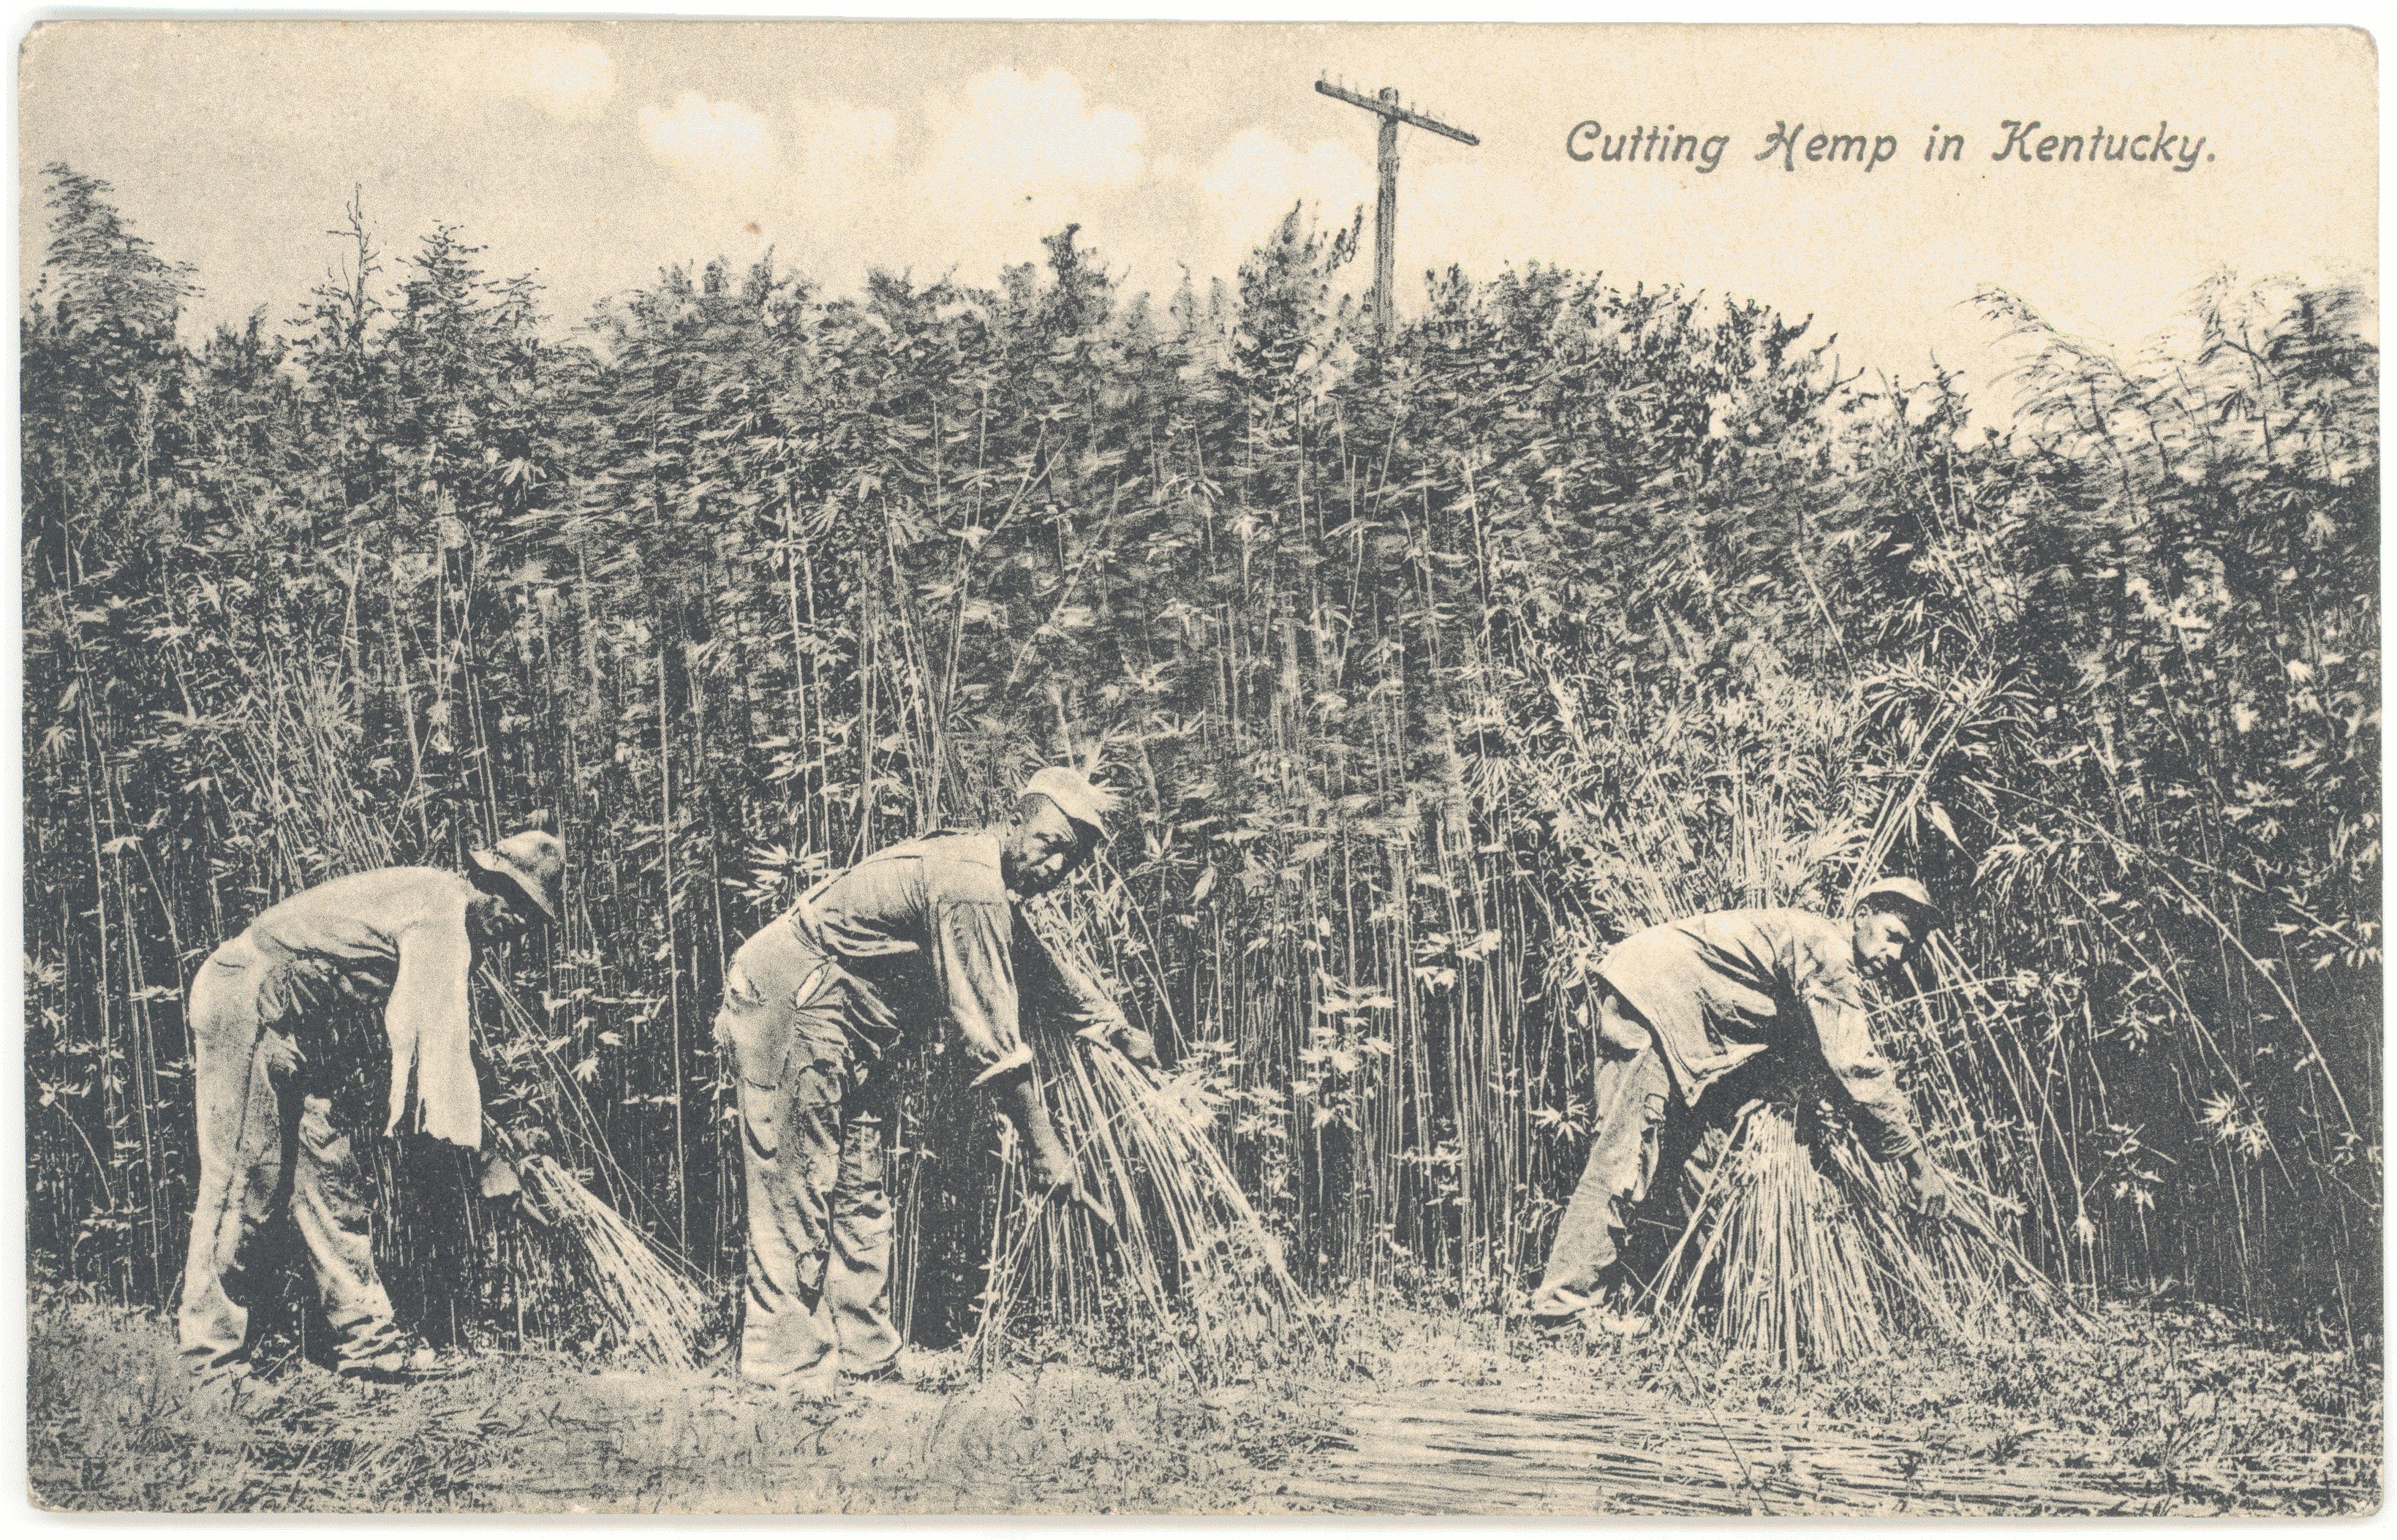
[1059,1179,1117,1231]
[476,1150,524,1202]
[1028,1135,1115,1231]
[475,1147,556,1227]
[993,1065,1115,1230]
[1904,1155,1952,1220]
[1027,1131,1079,1193]
[1074,1007,1159,1068]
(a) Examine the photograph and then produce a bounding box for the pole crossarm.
[1315,75,1479,347]
[1314,78,1480,146]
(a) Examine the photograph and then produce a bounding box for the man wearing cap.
[716,766,1148,1397]
[1529,877,1953,1331]
[175,827,563,1383]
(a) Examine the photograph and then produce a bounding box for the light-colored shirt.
[791,829,1105,1084]
[1599,907,1921,1157]
[240,867,487,1150]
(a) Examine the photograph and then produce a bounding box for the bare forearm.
[1847,1090,1923,1165]
[989,1064,1115,1228]
[988,1065,1070,1182]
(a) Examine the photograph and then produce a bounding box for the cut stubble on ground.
[30,1291,2378,1515]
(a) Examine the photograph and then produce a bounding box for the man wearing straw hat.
[1530,876,1953,1332]
[176,826,565,1384]
[716,766,1146,1399]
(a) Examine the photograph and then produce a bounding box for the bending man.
[1531,877,1952,1329]
[717,767,1150,1397]
[178,828,562,1382]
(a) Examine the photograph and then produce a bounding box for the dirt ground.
[26,1291,2382,1516]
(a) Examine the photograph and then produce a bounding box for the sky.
[16,21,2379,392]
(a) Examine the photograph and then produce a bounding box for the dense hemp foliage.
[21,163,2379,1356]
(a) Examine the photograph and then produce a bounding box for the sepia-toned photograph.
[15,17,2381,1516]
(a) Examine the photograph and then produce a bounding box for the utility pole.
[1315,78,1479,349]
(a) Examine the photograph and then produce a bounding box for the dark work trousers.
[1531,990,1767,1321]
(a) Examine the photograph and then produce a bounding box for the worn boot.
[338,1339,470,1384]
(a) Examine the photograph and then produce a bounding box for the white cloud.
[918,69,1144,218]
[639,91,778,186]
[1197,129,1374,270]
[499,39,617,123]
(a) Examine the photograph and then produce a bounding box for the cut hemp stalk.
[973,907,1317,1388]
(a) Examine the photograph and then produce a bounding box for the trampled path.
[1275,1384,2378,1517]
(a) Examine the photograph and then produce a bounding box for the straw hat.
[470,828,565,925]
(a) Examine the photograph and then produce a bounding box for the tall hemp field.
[21,165,2379,1353]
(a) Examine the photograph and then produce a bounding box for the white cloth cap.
[1022,766,1117,844]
